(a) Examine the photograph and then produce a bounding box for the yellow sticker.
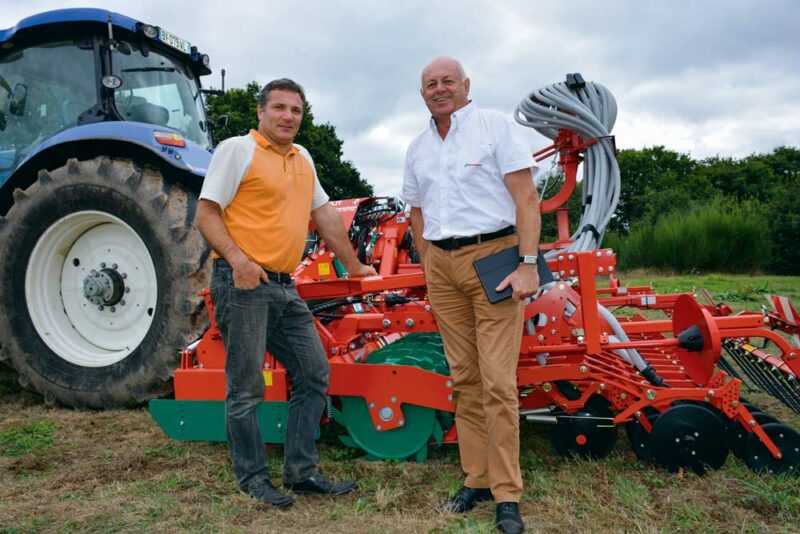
[741,344,755,352]
[318,263,331,276]
[262,371,273,386]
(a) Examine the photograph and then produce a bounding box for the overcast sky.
[3,1,799,195]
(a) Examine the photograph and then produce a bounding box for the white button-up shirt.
[402,102,537,241]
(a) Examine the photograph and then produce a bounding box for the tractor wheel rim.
[25,210,158,367]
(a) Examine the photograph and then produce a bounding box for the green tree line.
[606,146,800,274]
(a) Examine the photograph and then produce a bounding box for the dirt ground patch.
[1,362,799,533]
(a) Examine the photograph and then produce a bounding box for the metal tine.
[726,342,770,392]
[717,356,743,381]
[728,341,800,414]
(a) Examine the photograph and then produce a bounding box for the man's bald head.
[421,56,467,87]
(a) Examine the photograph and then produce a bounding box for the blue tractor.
[0,9,217,408]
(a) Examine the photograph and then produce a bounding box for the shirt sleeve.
[296,145,330,210]
[401,141,420,207]
[493,115,538,177]
[199,138,252,209]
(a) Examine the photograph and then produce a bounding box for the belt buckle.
[448,237,461,250]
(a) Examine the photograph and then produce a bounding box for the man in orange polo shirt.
[196,78,376,508]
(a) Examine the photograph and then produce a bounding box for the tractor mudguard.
[3,121,210,192]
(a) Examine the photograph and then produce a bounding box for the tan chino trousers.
[424,233,524,503]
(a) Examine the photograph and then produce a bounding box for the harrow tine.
[717,356,743,381]
[723,340,800,414]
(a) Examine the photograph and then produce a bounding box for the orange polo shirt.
[199,130,329,273]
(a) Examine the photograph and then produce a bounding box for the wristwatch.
[519,255,538,265]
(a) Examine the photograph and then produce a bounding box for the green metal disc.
[335,333,451,460]
[338,396,437,460]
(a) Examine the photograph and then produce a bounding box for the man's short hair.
[259,79,306,107]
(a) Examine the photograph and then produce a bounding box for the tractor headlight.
[141,25,158,39]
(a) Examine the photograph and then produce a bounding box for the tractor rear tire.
[0,157,210,408]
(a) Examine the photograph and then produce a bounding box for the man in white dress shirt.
[402,57,541,534]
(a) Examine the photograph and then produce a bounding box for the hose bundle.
[514,75,620,255]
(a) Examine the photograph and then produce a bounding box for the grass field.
[1,273,799,533]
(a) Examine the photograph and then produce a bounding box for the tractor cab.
[0,9,213,184]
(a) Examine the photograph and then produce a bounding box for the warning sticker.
[263,371,273,386]
[318,263,331,276]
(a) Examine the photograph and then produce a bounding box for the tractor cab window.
[112,41,211,149]
[0,41,97,177]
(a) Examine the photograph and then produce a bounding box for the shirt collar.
[428,100,476,133]
[249,129,298,156]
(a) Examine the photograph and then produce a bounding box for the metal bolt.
[368,402,375,409]
[330,347,338,355]
[376,425,381,431]
[537,335,545,341]
[122,273,127,279]
[620,393,627,400]
[446,380,454,387]
[708,390,715,397]
[179,420,184,426]
[599,383,606,390]
[645,389,656,400]
[635,411,642,418]
[379,406,394,421]
[125,287,130,293]
[390,396,397,403]
[405,318,415,328]
[98,305,104,311]
[100,262,106,268]
[691,451,696,456]
[568,254,575,260]
[558,255,564,261]
[606,251,613,257]
[596,252,602,258]
[558,284,565,290]
[277,423,282,429]
[398,419,405,426]
[694,432,700,437]
[382,319,391,328]
[560,271,565,276]
[112,263,118,269]
[120,300,126,306]
[789,353,797,360]
[542,383,553,393]
[598,267,604,273]
[579,365,588,374]
[675,438,680,443]
[609,267,614,272]
[749,420,756,427]
[447,393,453,401]
[550,329,557,335]
[109,306,116,313]
[424,305,432,312]
[569,269,575,275]
[732,401,739,408]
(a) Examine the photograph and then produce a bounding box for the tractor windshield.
[0,40,97,178]
[112,40,211,149]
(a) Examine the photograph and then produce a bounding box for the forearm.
[409,207,428,261]
[195,200,249,268]
[515,191,541,257]
[312,203,361,271]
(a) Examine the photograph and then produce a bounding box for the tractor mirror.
[9,83,26,116]
[215,115,229,128]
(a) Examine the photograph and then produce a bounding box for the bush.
[620,198,770,273]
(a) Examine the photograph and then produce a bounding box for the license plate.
[158,28,191,54]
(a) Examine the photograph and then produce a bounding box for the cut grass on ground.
[1,272,799,533]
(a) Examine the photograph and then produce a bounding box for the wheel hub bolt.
[379,407,394,421]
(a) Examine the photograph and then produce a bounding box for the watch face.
[520,255,538,265]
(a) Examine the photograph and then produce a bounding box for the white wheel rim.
[25,210,158,367]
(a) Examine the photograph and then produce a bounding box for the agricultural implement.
[151,76,800,476]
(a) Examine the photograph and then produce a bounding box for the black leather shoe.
[242,478,294,508]
[495,502,524,533]
[284,472,357,496]
[437,486,494,513]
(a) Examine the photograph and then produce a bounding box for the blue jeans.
[210,259,330,489]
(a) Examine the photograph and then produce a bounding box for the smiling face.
[257,89,303,149]
[420,57,470,122]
